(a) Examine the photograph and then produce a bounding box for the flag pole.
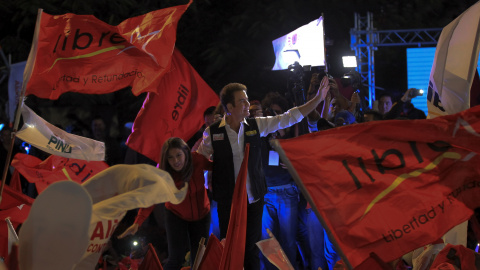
[270,139,354,270]
[0,9,42,204]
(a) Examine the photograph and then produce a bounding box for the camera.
[408,88,424,98]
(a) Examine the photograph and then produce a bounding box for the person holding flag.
[196,76,331,269]
[119,137,212,270]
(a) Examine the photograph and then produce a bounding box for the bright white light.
[342,56,357,68]
[133,241,138,246]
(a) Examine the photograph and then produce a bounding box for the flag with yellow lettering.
[25,0,191,99]
[11,153,109,194]
[272,105,480,268]
[126,48,219,162]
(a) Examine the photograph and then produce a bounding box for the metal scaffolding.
[350,12,442,108]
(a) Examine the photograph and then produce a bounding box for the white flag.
[427,1,480,118]
[74,164,188,269]
[16,105,105,161]
[7,61,26,125]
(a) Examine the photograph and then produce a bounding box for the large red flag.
[219,144,249,270]
[272,105,480,268]
[25,1,191,99]
[11,153,109,194]
[126,48,219,162]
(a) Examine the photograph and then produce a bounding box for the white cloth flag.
[16,105,105,161]
[427,1,480,118]
[74,164,188,269]
[7,61,26,124]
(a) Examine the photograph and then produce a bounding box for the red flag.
[11,153,108,194]
[197,234,224,270]
[126,48,219,162]
[256,229,294,270]
[273,105,480,268]
[25,1,191,99]
[0,185,34,261]
[219,144,249,270]
[138,243,163,270]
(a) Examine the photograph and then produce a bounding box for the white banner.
[7,61,26,124]
[16,105,105,161]
[75,164,188,269]
[427,2,480,118]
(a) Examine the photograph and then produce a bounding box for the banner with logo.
[25,1,192,100]
[127,48,219,162]
[16,105,105,161]
[427,1,480,118]
[272,105,480,268]
[11,153,109,194]
[75,164,188,269]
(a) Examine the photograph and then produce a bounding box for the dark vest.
[210,118,266,202]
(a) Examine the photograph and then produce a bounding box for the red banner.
[25,1,191,99]
[275,105,480,268]
[11,153,109,194]
[126,48,219,162]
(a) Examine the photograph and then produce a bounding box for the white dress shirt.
[197,107,303,203]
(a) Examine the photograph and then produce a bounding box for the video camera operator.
[384,88,426,120]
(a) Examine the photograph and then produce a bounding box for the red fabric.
[354,252,392,270]
[219,144,249,270]
[11,153,108,194]
[9,170,22,193]
[138,243,163,270]
[126,48,219,162]
[430,244,478,270]
[197,234,224,270]
[25,1,191,99]
[5,243,19,270]
[0,184,34,261]
[276,105,480,268]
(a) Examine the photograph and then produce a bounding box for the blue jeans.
[306,208,327,270]
[261,183,299,270]
[306,209,340,270]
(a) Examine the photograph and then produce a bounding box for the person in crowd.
[384,88,426,120]
[259,92,300,269]
[188,106,216,151]
[213,102,225,122]
[118,137,212,270]
[90,115,122,166]
[196,76,331,269]
[249,100,264,118]
[378,94,393,116]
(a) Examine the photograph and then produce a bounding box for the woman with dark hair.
[119,137,212,269]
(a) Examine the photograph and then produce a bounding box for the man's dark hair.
[203,106,216,117]
[220,83,247,112]
[261,92,289,113]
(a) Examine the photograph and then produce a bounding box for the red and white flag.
[127,48,219,162]
[25,1,191,99]
[272,105,480,268]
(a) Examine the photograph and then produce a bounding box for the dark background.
[0,0,477,134]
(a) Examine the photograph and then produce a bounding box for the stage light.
[342,56,357,68]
